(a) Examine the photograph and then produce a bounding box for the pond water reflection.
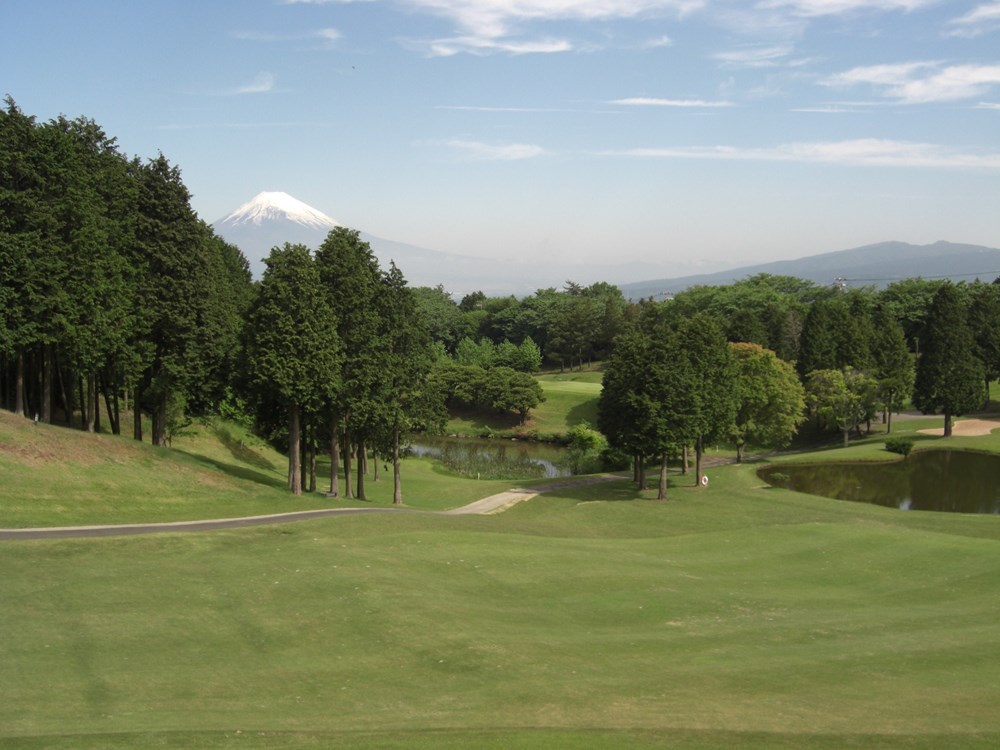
[409,436,572,480]
[758,450,1000,514]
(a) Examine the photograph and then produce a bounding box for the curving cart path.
[0,474,623,541]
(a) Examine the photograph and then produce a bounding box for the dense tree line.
[0,98,251,444]
[7,100,999,499]
[1,101,446,499]
[596,274,999,488]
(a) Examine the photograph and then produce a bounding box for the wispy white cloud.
[947,1,1000,37]
[436,105,570,112]
[641,34,674,48]
[426,35,571,56]
[231,72,277,94]
[611,97,734,107]
[976,101,1000,109]
[824,61,1000,103]
[445,139,547,160]
[403,0,702,56]
[232,28,341,43]
[600,138,1000,168]
[756,0,934,17]
[715,45,794,68]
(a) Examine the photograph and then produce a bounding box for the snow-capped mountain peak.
[219,191,338,230]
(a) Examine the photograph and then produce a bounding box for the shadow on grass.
[175,450,286,489]
[212,423,277,471]
[564,399,599,427]
[448,407,521,433]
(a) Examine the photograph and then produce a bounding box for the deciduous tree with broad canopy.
[728,342,805,463]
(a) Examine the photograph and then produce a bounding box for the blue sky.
[4,0,999,277]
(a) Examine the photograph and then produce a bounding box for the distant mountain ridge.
[212,191,681,296]
[618,241,1000,300]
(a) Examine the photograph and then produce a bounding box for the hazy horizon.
[5,0,999,275]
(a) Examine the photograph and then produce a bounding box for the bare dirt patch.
[918,418,1000,437]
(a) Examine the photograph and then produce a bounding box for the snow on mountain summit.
[219,191,338,230]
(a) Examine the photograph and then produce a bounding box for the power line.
[837,270,1000,285]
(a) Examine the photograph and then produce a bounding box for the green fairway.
[446,372,602,438]
[3,409,1000,748]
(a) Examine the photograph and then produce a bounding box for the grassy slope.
[446,370,602,438]
[0,412,525,527]
[2,412,1000,748]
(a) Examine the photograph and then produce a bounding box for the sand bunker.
[918,418,1000,437]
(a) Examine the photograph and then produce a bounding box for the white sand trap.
[918,418,1000,437]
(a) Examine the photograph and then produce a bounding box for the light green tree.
[728,342,805,463]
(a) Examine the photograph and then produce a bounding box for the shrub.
[885,437,915,457]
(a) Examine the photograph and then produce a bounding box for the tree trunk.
[343,421,353,499]
[56,357,72,425]
[41,345,53,424]
[356,441,366,500]
[393,426,403,505]
[288,404,302,495]
[681,445,689,475]
[86,374,97,433]
[657,452,668,500]
[309,438,317,493]
[152,396,166,446]
[637,455,646,491]
[14,350,25,417]
[842,428,850,448]
[133,388,143,442]
[886,397,893,435]
[632,454,640,483]
[329,412,340,496]
[372,448,379,482]
[736,441,744,464]
[78,377,87,430]
[985,375,991,411]
[695,434,704,487]
[943,410,953,438]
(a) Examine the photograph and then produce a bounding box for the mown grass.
[0,411,523,527]
[3,402,1000,748]
[446,371,602,438]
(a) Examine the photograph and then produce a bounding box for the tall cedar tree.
[379,262,446,504]
[0,98,43,417]
[677,313,737,486]
[598,332,655,490]
[244,244,341,495]
[315,227,385,499]
[134,155,219,445]
[967,282,1000,408]
[870,304,914,433]
[913,283,985,437]
[599,327,698,499]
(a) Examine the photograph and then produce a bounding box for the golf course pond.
[758,449,1000,514]
[409,436,573,480]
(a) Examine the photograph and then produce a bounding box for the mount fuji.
[212,191,677,296]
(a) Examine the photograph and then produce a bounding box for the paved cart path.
[0,474,624,541]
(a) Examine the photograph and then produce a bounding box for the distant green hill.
[620,241,1000,300]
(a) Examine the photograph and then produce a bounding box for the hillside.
[620,241,1000,300]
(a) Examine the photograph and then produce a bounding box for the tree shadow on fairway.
[565,399,599,427]
[448,407,521,433]
[543,479,647,503]
[212,423,277,471]
[174,451,286,489]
